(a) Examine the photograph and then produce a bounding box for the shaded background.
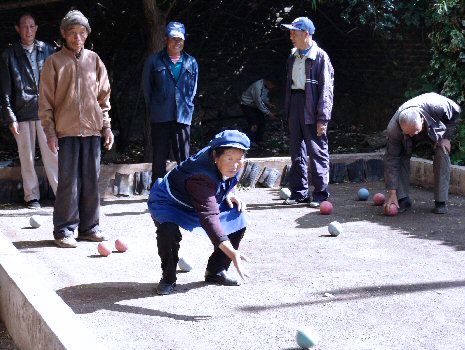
[0,0,431,161]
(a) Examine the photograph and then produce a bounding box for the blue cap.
[166,21,185,40]
[208,130,250,151]
[281,17,315,35]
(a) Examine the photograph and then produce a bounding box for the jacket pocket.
[152,65,168,101]
[182,65,196,99]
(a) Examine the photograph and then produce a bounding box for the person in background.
[142,21,199,185]
[148,130,250,295]
[281,17,334,208]
[384,92,461,214]
[240,77,277,146]
[0,12,58,209]
[39,10,114,248]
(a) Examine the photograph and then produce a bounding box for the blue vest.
[166,146,239,208]
[148,145,247,236]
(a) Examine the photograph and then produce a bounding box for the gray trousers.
[288,91,329,202]
[53,136,101,239]
[397,145,450,202]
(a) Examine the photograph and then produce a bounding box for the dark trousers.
[155,221,245,284]
[53,136,101,239]
[288,91,329,202]
[151,121,190,183]
[241,104,266,144]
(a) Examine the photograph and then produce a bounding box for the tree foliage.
[330,0,465,164]
[428,1,465,164]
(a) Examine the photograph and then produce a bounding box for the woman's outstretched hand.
[219,240,250,280]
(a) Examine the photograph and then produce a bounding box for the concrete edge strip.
[0,233,106,350]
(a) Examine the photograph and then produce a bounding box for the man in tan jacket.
[39,10,114,248]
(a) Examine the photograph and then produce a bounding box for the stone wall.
[3,154,465,204]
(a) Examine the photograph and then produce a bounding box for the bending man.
[384,92,461,214]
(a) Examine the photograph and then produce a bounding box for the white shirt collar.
[291,41,318,60]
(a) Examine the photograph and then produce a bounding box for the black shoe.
[432,201,447,214]
[205,270,240,286]
[156,279,176,295]
[25,199,41,209]
[398,197,412,213]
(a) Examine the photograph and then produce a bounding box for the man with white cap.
[281,17,334,208]
[142,21,199,186]
[384,92,461,214]
[39,10,114,248]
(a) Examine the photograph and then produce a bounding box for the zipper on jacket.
[75,56,83,136]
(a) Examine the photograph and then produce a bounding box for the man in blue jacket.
[0,13,58,209]
[142,21,199,185]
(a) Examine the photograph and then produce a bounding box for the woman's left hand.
[226,194,246,211]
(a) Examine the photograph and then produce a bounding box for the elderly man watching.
[384,92,461,214]
[39,10,114,248]
[280,17,334,207]
[0,13,58,209]
[142,21,199,186]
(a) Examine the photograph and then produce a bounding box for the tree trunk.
[141,0,171,162]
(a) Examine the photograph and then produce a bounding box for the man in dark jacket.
[281,17,334,207]
[142,21,199,185]
[0,13,58,209]
[384,92,461,214]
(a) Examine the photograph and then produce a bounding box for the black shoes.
[26,199,40,209]
[433,201,447,214]
[398,197,412,213]
[398,197,447,214]
[205,270,240,286]
[156,270,240,295]
[156,279,176,295]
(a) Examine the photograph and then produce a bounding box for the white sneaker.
[308,201,321,208]
[55,236,78,248]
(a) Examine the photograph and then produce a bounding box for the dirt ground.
[1,182,465,350]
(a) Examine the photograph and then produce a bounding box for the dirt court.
[1,181,465,350]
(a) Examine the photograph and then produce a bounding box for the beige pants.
[13,120,58,202]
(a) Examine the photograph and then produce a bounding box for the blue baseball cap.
[208,130,250,151]
[281,17,315,35]
[166,21,185,40]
